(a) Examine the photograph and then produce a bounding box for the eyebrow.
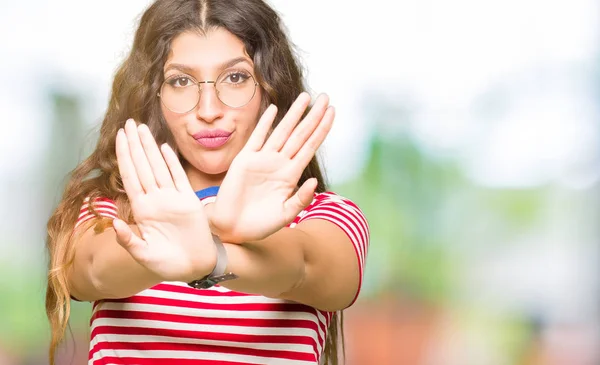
[164,56,252,75]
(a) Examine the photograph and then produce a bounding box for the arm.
[69,121,218,301]
[69,214,357,311]
[69,220,163,302]
[75,94,365,307]
[222,221,360,311]
[69,197,216,302]
[206,194,369,312]
[201,94,368,310]
[70,195,368,312]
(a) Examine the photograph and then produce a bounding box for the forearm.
[89,245,163,300]
[82,227,306,300]
[70,225,163,301]
[218,227,308,298]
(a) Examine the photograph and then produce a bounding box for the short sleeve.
[75,197,118,229]
[293,192,370,306]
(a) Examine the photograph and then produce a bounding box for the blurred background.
[1,0,599,364]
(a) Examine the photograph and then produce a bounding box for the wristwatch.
[188,235,238,289]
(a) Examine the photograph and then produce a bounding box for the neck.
[183,162,227,192]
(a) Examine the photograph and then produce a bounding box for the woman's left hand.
[209,92,335,243]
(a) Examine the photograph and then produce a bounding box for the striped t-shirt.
[76,187,369,365]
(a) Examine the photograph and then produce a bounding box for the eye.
[166,76,194,88]
[222,71,250,85]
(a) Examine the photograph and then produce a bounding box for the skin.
[160,29,264,189]
[68,28,362,312]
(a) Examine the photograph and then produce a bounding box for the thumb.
[284,178,317,220]
[113,218,149,263]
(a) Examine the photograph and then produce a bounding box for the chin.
[195,159,232,176]
[201,166,229,176]
[182,147,236,177]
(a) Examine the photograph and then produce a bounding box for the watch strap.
[210,235,227,277]
[188,235,238,289]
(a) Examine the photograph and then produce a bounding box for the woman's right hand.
[112,119,216,283]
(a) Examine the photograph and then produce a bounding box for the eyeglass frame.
[157,71,259,113]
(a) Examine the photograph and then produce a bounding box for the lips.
[192,129,232,149]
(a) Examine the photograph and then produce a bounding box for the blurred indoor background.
[1,0,599,364]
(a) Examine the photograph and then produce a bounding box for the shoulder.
[295,192,367,224]
[75,196,118,229]
[289,191,370,308]
[291,191,369,243]
[304,191,363,211]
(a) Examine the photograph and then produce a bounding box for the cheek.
[237,110,261,145]
[161,106,176,129]
[161,108,189,146]
[161,106,185,132]
[240,93,263,135]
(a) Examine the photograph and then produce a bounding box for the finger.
[125,119,158,192]
[284,178,317,220]
[243,104,278,151]
[116,128,143,198]
[292,106,335,169]
[280,94,329,158]
[262,92,312,152]
[113,218,150,264]
[137,124,174,189]
[161,143,194,193]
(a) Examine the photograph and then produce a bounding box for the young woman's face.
[161,28,263,177]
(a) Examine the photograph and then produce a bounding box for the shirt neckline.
[194,186,220,200]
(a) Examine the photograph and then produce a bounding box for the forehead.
[165,28,251,72]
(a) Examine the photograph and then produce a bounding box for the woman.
[45,0,369,364]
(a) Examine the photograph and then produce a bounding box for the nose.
[195,82,224,124]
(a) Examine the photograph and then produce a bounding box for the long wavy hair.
[45,0,344,364]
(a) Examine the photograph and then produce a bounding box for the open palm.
[210,93,335,243]
[113,119,216,283]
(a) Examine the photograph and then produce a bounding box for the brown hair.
[45,0,344,364]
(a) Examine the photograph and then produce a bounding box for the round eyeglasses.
[158,69,258,113]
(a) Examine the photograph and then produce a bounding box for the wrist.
[182,233,218,283]
[204,203,242,244]
[187,235,238,289]
[184,254,216,284]
[204,203,224,238]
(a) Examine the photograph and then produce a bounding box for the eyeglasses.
[158,69,258,113]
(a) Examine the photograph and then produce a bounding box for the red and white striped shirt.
[76,189,369,365]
